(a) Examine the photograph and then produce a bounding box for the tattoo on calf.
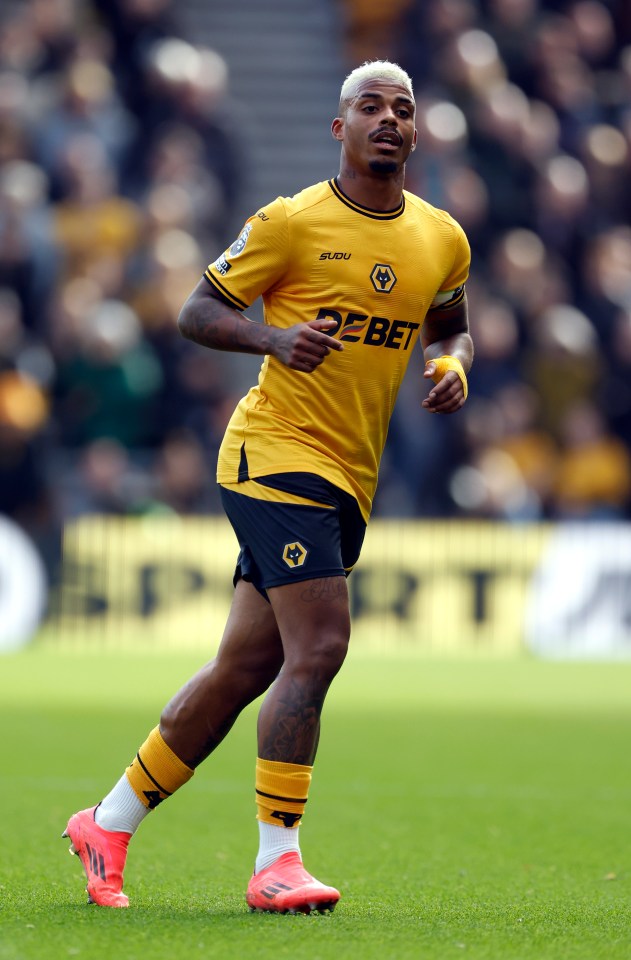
[259,676,324,764]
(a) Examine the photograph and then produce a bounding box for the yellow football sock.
[126,726,194,810]
[256,758,313,828]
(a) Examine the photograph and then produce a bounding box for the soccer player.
[63,59,473,914]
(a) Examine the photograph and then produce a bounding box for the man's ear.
[331,117,344,141]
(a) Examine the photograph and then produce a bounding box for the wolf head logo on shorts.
[283,542,308,568]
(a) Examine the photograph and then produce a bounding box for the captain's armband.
[429,285,466,311]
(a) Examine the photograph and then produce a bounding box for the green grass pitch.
[1,647,630,960]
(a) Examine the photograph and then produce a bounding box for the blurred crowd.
[342,0,631,522]
[1,0,631,585]
[0,0,247,577]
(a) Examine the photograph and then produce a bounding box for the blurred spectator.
[338,0,415,64]
[486,228,572,328]
[551,398,631,518]
[0,286,55,388]
[578,121,630,220]
[53,297,162,447]
[51,133,142,283]
[30,56,137,199]
[449,394,540,520]
[133,121,225,247]
[466,287,523,398]
[398,0,479,90]
[121,38,245,241]
[66,436,137,515]
[127,223,233,442]
[482,0,543,93]
[0,71,32,166]
[0,370,50,519]
[523,302,602,437]
[375,346,457,517]
[568,1,618,69]
[92,0,182,115]
[28,0,78,75]
[0,368,60,576]
[0,159,59,331]
[598,307,631,448]
[531,153,590,263]
[496,385,558,510]
[151,428,218,513]
[576,225,631,341]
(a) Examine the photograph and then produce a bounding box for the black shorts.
[219,473,366,599]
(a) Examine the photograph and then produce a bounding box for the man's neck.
[336,168,406,211]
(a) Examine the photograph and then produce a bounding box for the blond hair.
[339,60,414,107]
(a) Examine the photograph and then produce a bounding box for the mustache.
[370,128,403,145]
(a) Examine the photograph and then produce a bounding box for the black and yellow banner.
[41,516,631,658]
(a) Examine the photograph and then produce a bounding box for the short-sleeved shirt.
[205,177,470,521]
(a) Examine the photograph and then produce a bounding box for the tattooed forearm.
[178,286,275,355]
[187,305,269,355]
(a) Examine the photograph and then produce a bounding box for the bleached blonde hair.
[339,60,414,109]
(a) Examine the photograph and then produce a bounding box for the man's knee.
[287,625,350,680]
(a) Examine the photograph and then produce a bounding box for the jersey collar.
[329,178,405,220]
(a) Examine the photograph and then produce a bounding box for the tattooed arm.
[177,279,343,374]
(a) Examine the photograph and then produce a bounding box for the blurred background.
[1,0,631,655]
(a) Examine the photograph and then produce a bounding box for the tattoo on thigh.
[300,578,346,603]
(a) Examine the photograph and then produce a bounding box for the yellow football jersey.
[205,178,470,521]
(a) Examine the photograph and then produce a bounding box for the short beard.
[368,158,398,175]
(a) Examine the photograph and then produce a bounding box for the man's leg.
[64,580,283,907]
[259,576,349,763]
[159,579,284,765]
[246,575,350,914]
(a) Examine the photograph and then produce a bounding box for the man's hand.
[422,361,466,414]
[270,319,344,373]
[178,283,345,368]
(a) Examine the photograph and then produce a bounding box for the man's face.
[333,79,417,176]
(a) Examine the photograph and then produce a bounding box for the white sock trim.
[94,773,150,834]
[255,821,301,874]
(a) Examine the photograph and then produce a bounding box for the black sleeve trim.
[203,271,249,311]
